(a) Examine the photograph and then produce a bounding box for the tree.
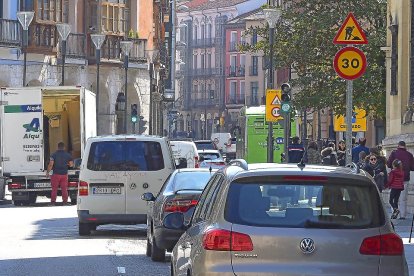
[240,0,387,119]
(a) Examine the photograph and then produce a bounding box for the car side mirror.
[176,158,187,169]
[141,192,155,201]
[163,212,186,230]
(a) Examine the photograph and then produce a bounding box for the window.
[87,141,165,171]
[252,28,258,45]
[20,0,34,12]
[201,24,205,39]
[207,53,212,68]
[251,81,259,105]
[201,53,205,69]
[193,54,198,69]
[230,81,237,103]
[35,0,68,22]
[88,0,98,31]
[251,56,258,76]
[207,23,212,39]
[208,84,214,99]
[101,1,130,35]
[169,171,213,192]
[225,180,384,229]
[192,175,224,224]
[240,81,245,103]
[193,25,198,40]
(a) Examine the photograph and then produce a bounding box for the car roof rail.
[228,159,248,170]
[345,162,360,174]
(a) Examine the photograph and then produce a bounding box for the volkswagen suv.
[164,161,408,276]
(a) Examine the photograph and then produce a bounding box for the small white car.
[197,149,226,169]
[77,135,175,235]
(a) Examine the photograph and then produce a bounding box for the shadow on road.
[27,217,147,241]
[0,254,170,276]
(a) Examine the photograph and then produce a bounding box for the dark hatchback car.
[142,168,216,262]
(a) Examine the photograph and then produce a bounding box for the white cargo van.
[170,140,199,168]
[211,132,231,152]
[77,135,175,235]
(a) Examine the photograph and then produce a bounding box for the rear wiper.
[303,219,344,229]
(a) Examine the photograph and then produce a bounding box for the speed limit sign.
[333,47,367,80]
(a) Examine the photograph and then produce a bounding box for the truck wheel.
[79,222,91,236]
[20,200,30,206]
[29,194,37,204]
[13,200,23,206]
[70,195,77,205]
[151,236,165,262]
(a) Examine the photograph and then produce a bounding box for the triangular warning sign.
[272,96,281,105]
[333,13,368,45]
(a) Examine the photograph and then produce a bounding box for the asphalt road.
[0,196,170,276]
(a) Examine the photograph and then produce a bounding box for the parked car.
[164,162,409,276]
[76,135,177,235]
[194,140,217,151]
[198,150,226,169]
[170,140,199,168]
[142,168,216,262]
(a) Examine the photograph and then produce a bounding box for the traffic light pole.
[267,27,274,163]
[123,55,129,134]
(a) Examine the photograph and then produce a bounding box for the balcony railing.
[191,98,220,108]
[228,66,245,77]
[245,96,260,107]
[229,41,238,52]
[28,24,58,54]
[0,19,20,46]
[249,66,259,76]
[192,37,214,48]
[66,33,86,58]
[226,97,245,105]
[129,38,147,62]
[190,67,221,76]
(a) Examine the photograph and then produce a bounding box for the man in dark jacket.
[387,141,414,219]
[287,136,305,163]
[352,137,370,163]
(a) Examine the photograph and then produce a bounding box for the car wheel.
[151,236,165,262]
[146,237,152,257]
[13,200,23,206]
[79,222,91,236]
[70,195,77,205]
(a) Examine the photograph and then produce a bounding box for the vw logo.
[300,238,315,254]
[130,183,137,190]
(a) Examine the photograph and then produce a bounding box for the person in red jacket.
[386,159,405,219]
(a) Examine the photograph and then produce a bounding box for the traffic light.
[131,104,138,123]
[280,83,292,113]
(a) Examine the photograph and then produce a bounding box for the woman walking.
[386,159,405,219]
[337,140,346,166]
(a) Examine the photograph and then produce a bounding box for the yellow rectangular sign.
[334,108,367,132]
[265,89,283,122]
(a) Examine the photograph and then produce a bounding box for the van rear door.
[1,88,44,173]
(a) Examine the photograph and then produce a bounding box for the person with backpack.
[385,159,405,219]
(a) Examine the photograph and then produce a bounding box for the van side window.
[87,141,165,171]
[192,175,223,224]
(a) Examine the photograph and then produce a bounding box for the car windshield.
[225,180,384,229]
[87,141,164,171]
[200,153,221,160]
[171,171,214,191]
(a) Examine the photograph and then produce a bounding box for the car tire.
[151,236,165,262]
[13,200,23,206]
[146,237,152,257]
[70,195,77,205]
[79,222,91,236]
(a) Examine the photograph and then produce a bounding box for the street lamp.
[120,40,133,134]
[263,4,282,163]
[91,34,106,134]
[17,11,34,87]
[56,23,71,86]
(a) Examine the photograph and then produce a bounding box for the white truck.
[0,86,96,206]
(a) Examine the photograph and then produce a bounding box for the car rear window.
[87,141,164,171]
[195,142,215,150]
[225,180,384,229]
[200,152,221,160]
[171,171,214,191]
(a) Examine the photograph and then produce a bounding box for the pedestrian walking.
[337,140,346,166]
[352,137,370,163]
[304,141,321,165]
[287,136,305,163]
[387,141,414,220]
[364,154,386,192]
[46,142,74,205]
[321,146,338,166]
[385,159,405,219]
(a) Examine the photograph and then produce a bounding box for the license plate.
[34,183,50,188]
[92,187,121,194]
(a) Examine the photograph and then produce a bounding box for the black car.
[142,168,216,262]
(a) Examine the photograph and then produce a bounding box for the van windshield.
[87,141,165,171]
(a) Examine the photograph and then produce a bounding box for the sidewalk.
[393,216,414,274]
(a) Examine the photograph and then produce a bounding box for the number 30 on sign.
[333,47,367,80]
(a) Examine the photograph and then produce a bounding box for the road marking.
[117,267,126,274]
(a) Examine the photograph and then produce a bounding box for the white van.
[170,140,199,168]
[77,135,175,235]
[210,132,231,152]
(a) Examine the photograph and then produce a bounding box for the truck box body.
[0,86,96,205]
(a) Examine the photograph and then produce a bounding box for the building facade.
[0,0,151,135]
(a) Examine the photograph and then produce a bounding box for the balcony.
[227,66,245,77]
[66,33,86,58]
[27,23,58,54]
[192,37,214,48]
[191,98,220,108]
[190,67,221,77]
[245,96,260,107]
[249,66,259,76]
[0,19,20,47]
[226,97,245,106]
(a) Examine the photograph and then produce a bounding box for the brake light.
[195,156,200,168]
[359,233,403,256]
[79,181,89,196]
[202,229,253,251]
[9,183,22,189]
[68,182,78,187]
[163,199,198,212]
[283,176,328,182]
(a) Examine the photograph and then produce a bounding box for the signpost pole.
[345,80,353,165]
[267,27,275,163]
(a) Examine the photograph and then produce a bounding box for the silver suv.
[164,161,408,276]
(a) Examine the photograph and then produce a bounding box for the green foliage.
[241,0,387,119]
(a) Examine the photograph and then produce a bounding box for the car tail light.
[203,229,253,251]
[68,182,78,187]
[195,156,200,168]
[164,199,198,212]
[78,181,89,196]
[212,161,226,166]
[359,233,404,256]
[9,183,22,189]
